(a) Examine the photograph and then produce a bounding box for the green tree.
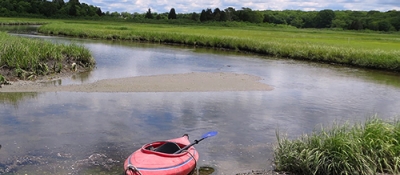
[200,10,207,22]
[349,19,364,30]
[53,0,65,10]
[290,17,304,28]
[315,9,335,28]
[301,11,317,28]
[387,10,400,31]
[68,0,81,16]
[0,7,10,16]
[331,19,347,29]
[69,4,77,16]
[205,8,213,21]
[0,0,13,12]
[368,21,379,30]
[347,11,367,30]
[40,1,57,17]
[332,10,352,29]
[219,11,227,21]
[121,12,132,19]
[237,8,263,23]
[16,1,30,13]
[378,20,393,31]
[110,11,120,18]
[213,8,221,21]
[191,12,199,21]
[96,7,103,16]
[145,8,153,19]
[133,12,145,19]
[168,8,176,19]
[224,7,237,21]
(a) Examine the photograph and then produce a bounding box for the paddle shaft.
[174,137,205,154]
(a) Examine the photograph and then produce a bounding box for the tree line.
[191,8,400,32]
[1,0,400,32]
[0,0,103,17]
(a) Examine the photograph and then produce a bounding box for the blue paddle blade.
[202,131,218,139]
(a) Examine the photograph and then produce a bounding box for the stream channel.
[1,26,400,174]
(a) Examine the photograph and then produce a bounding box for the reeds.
[0,17,48,25]
[0,32,95,80]
[274,117,400,175]
[37,21,400,72]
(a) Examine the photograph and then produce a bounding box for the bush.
[274,117,400,175]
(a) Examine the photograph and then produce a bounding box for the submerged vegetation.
[274,117,400,175]
[38,21,400,72]
[0,31,95,84]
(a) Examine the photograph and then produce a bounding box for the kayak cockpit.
[153,142,181,154]
[141,141,188,156]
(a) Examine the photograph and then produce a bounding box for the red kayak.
[124,134,199,175]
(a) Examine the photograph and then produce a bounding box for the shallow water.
[1,30,400,174]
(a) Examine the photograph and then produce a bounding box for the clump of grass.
[274,117,400,175]
[0,32,95,80]
[0,74,7,84]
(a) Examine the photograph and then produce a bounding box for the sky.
[79,0,400,14]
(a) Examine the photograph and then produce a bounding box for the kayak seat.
[154,142,181,154]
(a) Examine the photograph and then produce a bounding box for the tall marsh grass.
[274,117,400,175]
[38,21,400,72]
[0,32,95,80]
[0,17,49,25]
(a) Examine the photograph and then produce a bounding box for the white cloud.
[79,0,400,13]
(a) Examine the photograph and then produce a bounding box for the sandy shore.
[0,72,273,93]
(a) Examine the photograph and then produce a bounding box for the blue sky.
[79,0,400,13]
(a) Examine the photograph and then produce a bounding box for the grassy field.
[274,117,400,175]
[33,19,400,72]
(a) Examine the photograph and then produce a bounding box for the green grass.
[0,31,95,80]
[35,20,400,71]
[2,17,400,72]
[0,17,49,25]
[0,74,6,84]
[274,117,400,175]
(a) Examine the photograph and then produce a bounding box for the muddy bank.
[0,72,273,92]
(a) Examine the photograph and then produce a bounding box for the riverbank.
[1,17,400,80]
[0,31,95,86]
[36,20,400,72]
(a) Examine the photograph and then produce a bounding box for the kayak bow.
[124,134,198,175]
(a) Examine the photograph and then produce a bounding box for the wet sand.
[0,72,273,92]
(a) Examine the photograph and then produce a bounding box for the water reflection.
[0,31,400,174]
[0,92,38,107]
[0,25,39,34]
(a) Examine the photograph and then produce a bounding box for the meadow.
[35,19,400,72]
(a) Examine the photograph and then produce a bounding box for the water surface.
[1,31,400,174]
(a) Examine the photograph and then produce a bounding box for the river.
[1,27,400,174]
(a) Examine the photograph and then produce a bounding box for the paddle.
[174,131,218,154]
